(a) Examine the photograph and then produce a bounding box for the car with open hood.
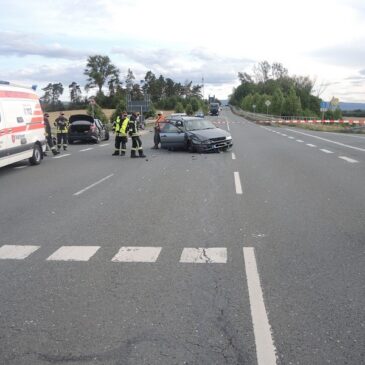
[68,114,109,144]
[159,117,233,152]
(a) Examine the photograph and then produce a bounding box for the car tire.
[104,131,110,141]
[95,135,101,144]
[29,144,42,165]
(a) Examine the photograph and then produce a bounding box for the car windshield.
[185,119,216,131]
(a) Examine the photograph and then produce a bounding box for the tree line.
[229,61,342,119]
[40,55,207,120]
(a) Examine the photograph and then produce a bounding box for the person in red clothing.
[152,111,166,149]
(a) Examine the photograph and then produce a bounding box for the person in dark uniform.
[54,112,69,151]
[44,113,59,156]
[129,112,146,158]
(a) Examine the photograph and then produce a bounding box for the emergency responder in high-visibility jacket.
[54,112,69,151]
[129,112,146,158]
[112,112,129,156]
[44,113,59,156]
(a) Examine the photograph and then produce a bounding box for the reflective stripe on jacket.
[54,117,69,133]
[114,116,129,136]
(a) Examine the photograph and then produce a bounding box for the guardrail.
[231,106,365,126]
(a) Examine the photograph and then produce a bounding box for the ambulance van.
[0,81,46,168]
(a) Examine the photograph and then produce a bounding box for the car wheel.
[29,144,42,165]
[95,135,101,144]
[104,131,110,141]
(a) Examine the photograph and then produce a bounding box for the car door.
[95,119,104,139]
[159,122,186,149]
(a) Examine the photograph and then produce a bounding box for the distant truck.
[209,102,220,116]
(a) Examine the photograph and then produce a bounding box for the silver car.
[159,117,233,152]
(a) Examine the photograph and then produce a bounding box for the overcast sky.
[1,0,364,102]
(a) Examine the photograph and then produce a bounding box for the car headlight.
[226,136,232,140]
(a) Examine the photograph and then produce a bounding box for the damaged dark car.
[68,114,109,144]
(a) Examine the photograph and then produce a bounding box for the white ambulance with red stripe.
[0,81,46,168]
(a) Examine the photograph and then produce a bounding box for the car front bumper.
[195,140,233,152]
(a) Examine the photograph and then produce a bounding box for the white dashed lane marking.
[46,246,100,261]
[320,149,334,154]
[73,173,114,196]
[99,143,110,147]
[80,148,94,152]
[243,247,277,365]
[234,171,243,195]
[180,248,227,263]
[232,152,236,160]
[53,153,71,159]
[111,247,162,263]
[296,139,304,143]
[338,156,359,163]
[0,245,40,259]
[306,144,316,147]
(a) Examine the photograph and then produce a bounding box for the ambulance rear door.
[0,101,8,158]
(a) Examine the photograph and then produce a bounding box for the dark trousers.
[132,136,142,149]
[57,133,68,149]
[115,135,127,154]
[153,128,160,147]
[46,135,57,151]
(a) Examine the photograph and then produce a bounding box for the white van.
[0,81,46,168]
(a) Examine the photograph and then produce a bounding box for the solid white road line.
[234,171,243,195]
[80,148,93,152]
[306,144,316,147]
[320,149,333,154]
[73,173,114,196]
[47,246,100,261]
[286,129,365,152]
[112,247,162,262]
[243,247,277,365]
[0,245,40,259]
[296,139,304,143]
[338,156,359,163]
[180,248,227,263]
[232,152,236,160]
[53,153,71,159]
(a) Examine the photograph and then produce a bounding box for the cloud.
[0,31,91,60]
[112,47,253,86]
[5,62,86,88]
[311,41,365,68]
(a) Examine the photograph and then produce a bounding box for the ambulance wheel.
[29,144,42,165]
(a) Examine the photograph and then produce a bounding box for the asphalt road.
[0,109,364,365]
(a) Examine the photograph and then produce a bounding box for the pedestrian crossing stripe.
[0,245,40,259]
[0,245,228,263]
[46,246,100,261]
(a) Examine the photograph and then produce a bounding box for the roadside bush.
[175,102,184,113]
[86,103,108,124]
[185,103,193,115]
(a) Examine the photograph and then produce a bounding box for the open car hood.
[190,128,231,140]
[69,114,94,124]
